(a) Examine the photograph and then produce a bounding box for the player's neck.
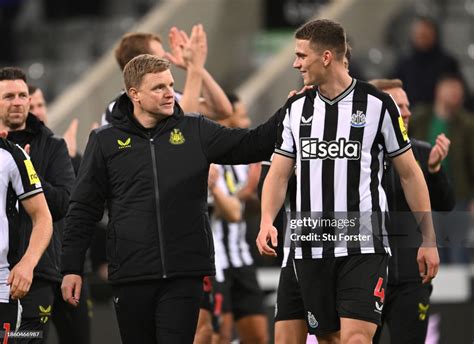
[318,70,353,100]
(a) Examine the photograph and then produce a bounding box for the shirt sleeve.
[380,94,412,158]
[274,107,296,159]
[8,144,43,200]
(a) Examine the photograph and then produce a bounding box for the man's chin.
[5,120,25,131]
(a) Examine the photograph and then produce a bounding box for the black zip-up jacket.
[383,139,455,285]
[7,114,75,282]
[61,94,283,284]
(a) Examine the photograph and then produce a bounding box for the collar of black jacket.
[7,113,53,146]
[111,92,184,135]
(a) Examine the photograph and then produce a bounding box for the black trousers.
[51,279,91,344]
[112,277,203,344]
[373,282,432,344]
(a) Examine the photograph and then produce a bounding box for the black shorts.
[200,276,213,312]
[275,260,305,322]
[213,266,265,321]
[17,278,55,342]
[373,282,432,344]
[0,299,21,343]
[294,254,388,336]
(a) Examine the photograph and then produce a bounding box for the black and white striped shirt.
[212,165,253,282]
[0,139,43,302]
[275,79,411,259]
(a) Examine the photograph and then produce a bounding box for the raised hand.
[165,26,188,69]
[63,118,79,158]
[428,133,450,173]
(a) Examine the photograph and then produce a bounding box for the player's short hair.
[123,54,170,91]
[115,32,163,71]
[295,19,346,60]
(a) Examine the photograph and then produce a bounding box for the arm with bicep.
[209,165,242,223]
[8,193,52,299]
[392,150,440,283]
[257,154,295,256]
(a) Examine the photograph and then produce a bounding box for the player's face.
[0,79,29,131]
[30,89,48,123]
[133,70,175,118]
[293,39,324,86]
[386,87,411,130]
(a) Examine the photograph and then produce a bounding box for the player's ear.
[322,50,332,67]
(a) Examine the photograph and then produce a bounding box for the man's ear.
[128,87,140,103]
[322,50,333,67]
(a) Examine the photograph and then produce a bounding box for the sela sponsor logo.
[307,311,319,328]
[351,110,366,127]
[300,138,361,160]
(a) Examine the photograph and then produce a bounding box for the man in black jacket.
[0,67,75,343]
[370,78,455,343]
[61,54,282,344]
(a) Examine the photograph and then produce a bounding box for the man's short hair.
[115,32,163,71]
[28,84,39,95]
[123,54,170,91]
[295,19,346,60]
[0,67,27,83]
[369,78,404,91]
[345,42,352,63]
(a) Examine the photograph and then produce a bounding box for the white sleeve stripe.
[274,148,296,159]
[387,143,412,158]
[17,188,43,200]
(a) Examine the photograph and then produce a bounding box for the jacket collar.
[111,93,183,134]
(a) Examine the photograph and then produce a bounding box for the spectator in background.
[28,84,94,344]
[211,94,268,344]
[370,78,455,344]
[0,67,75,343]
[391,16,461,108]
[28,84,94,175]
[410,74,474,263]
[102,25,233,125]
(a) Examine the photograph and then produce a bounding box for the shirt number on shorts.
[3,323,10,344]
[373,277,385,303]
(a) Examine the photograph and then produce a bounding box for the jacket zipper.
[149,135,168,278]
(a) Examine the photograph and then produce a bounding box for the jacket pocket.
[106,223,119,268]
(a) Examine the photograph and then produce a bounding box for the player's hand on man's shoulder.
[287,85,314,99]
